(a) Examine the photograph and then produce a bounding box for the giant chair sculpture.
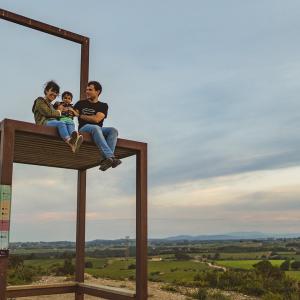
[0,9,147,300]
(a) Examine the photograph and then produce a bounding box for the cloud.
[2,1,300,239]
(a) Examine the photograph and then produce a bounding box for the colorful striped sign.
[0,185,11,250]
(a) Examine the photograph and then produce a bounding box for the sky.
[1,0,300,241]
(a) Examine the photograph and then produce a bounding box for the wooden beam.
[0,120,15,300]
[6,283,76,298]
[0,120,15,185]
[4,119,145,151]
[78,283,135,300]
[136,144,148,299]
[0,251,9,300]
[75,170,87,300]
[80,39,89,99]
[0,8,86,44]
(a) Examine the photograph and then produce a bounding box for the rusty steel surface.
[0,8,87,43]
[75,170,86,300]
[80,40,90,99]
[78,283,136,300]
[6,283,77,298]
[0,7,148,299]
[136,145,148,300]
[0,8,89,103]
[0,118,14,300]
[0,119,140,170]
[0,255,8,300]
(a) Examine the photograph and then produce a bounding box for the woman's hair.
[44,80,60,95]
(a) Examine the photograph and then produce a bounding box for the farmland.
[8,237,300,299]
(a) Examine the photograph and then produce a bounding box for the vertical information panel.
[0,185,12,250]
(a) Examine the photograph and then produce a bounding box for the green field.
[23,257,209,282]
[24,258,65,271]
[215,259,285,269]
[22,257,300,284]
[286,271,300,280]
[86,258,210,282]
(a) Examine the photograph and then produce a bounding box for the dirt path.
[206,261,227,271]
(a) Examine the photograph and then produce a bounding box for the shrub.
[261,292,283,300]
[127,263,136,270]
[53,258,74,276]
[194,273,201,281]
[85,261,93,268]
[161,284,179,293]
[291,261,300,270]
[280,260,290,271]
[190,287,207,300]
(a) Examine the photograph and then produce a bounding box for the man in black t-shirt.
[74,81,121,171]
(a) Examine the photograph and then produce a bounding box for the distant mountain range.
[163,232,300,241]
[11,232,300,245]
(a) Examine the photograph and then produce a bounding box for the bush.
[53,258,75,276]
[194,273,201,281]
[291,261,300,270]
[280,260,290,271]
[190,287,207,300]
[262,292,283,300]
[85,261,93,268]
[150,271,160,276]
[174,252,192,260]
[161,284,179,293]
[127,263,136,270]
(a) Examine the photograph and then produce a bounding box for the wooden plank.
[0,120,14,300]
[0,121,14,185]
[80,40,89,99]
[10,120,137,170]
[0,251,9,300]
[75,170,86,300]
[6,283,76,298]
[0,8,86,44]
[78,283,135,300]
[136,144,148,299]
[3,119,145,151]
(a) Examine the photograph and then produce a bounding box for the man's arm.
[79,112,105,124]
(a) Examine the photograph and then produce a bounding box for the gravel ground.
[7,275,259,300]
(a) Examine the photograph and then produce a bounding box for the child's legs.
[65,121,76,136]
[45,120,70,141]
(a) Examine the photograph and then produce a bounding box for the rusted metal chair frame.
[0,9,147,300]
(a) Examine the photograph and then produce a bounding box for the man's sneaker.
[73,135,83,153]
[99,158,114,171]
[112,157,122,168]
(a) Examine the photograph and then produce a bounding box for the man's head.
[86,81,102,100]
[44,80,60,102]
[62,91,73,104]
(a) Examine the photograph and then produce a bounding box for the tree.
[174,252,191,260]
[85,261,93,268]
[291,261,300,270]
[54,258,75,276]
[8,255,24,271]
[280,260,290,271]
[253,260,273,276]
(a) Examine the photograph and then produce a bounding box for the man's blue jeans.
[79,124,118,158]
[46,119,76,141]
